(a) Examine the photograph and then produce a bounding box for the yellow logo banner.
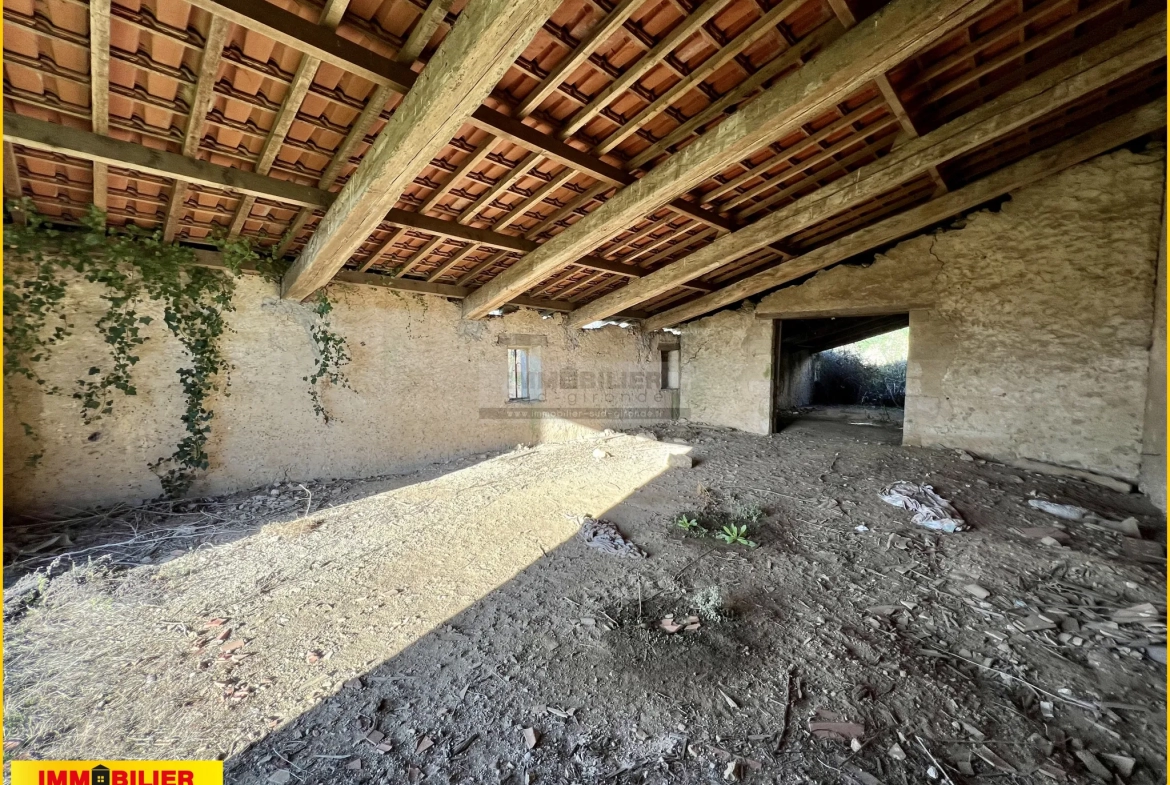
[10,761,224,785]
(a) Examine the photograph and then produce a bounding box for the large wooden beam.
[88,0,111,211]
[460,0,1003,319]
[279,0,561,301]
[566,13,1166,327]
[643,98,1167,330]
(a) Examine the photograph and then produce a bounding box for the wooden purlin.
[88,0,111,211]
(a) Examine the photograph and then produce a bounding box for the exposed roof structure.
[4,0,1166,324]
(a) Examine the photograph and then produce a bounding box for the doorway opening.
[773,314,909,438]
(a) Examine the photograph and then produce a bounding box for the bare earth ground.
[4,419,1166,784]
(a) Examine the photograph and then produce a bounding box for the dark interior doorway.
[773,314,909,435]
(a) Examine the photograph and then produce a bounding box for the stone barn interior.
[1,0,1167,781]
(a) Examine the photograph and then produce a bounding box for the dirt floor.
[4,420,1166,784]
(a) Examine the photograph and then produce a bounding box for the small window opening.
[660,348,680,390]
[507,347,542,401]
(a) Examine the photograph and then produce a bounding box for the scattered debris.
[574,516,647,558]
[1112,602,1161,625]
[1028,499,1090,520]
[1074,750,1113,780]
[1100,753,1136,778]
[521,727,539,750]
[665,453,694,470]
[1018,526,1071,542]
[962,584,990,599]
[973,745,1016,773]
[809,717,864,742]
[879,482,966,532]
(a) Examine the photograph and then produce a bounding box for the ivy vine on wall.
[3,200,353,497]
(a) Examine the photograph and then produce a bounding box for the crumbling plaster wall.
[5,276,672,514]
[757,145,1166,483]
[679,304,774,434]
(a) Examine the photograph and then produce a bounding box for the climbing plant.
[4,200,236,496]
[4,201,356,491]
[304,290,353,423]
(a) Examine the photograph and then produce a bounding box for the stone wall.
[1140,207,1167,510]
[756,145,1166,484]
[679,303,774,434]
[5,275,672,514]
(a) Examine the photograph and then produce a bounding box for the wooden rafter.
[627,23,843,170]
[3,112,646,279]
[189,249,644,316]
[226,0,352,237]
[873,72,949,193]
[564,12,1166,327]
[646,98,1166,329]
[280,0,563,301]
[461,0,1004,319]
[273,0,454,256]
[162,16,231,242]
[88,0,111,211]
[559,0,731,140]
[517,0,645,118]
[593,0,806,156]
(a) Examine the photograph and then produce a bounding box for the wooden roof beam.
[646,98,1166,329]
[279,0,561,301]
[162,16,231,242]
[564,12,1165,327]
[627,22,843,170]
[88,0,110,211]
[559,0,731,140]
[191,249,632,315]
[461,0,1004,319]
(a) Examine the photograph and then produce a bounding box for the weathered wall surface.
[773,339,814,410]
[679,304,774,434]
[5,276,672,514]
[758,145,1166,483]
[1140,207,1166,510]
